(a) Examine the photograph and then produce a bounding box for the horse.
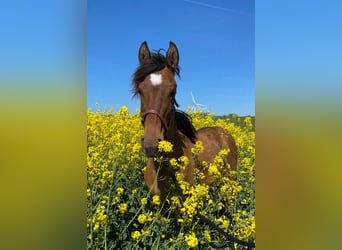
[132,41,237,199]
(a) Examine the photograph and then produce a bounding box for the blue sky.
[88,0,254,116]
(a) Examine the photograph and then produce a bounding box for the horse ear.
[166,41,179,69]
[138,41,151,65]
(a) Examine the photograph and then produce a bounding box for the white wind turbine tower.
[190,92,208,112]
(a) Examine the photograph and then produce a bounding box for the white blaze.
[150,73,162,86]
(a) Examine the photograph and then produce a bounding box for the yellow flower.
[203,230,211,243]
[208,163,221,178]
[137,214,148,224]
[179,156,189,166]
[131,230,141,240]
[141,197,147,205]
[92,204,108,231]
[152,195,161,206]
[112,196,120,205]
[147,211,153,222]
[132,143,141,153]
[118,203,127,214]
[118,106,129,115]
[87,106,255,244]
[158,140,173,153]
[221,219,230,231]
[141,228,150,236]
[116,187,124,195]
[170,158,178,167]
[182,201,197,217]
[191,141,204,155]
[171,196,180,207]
[185,232,198,248]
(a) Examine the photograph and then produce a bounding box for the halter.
[140,109,169,132]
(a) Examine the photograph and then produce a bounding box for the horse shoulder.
[196,126,226,154]
[196,126,237,171]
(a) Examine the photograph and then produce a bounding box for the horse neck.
[165,109,192,159]
[165,109,177,146]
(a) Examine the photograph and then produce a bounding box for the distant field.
[214,114,255,131]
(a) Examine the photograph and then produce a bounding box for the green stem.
[119,205,144,238]
[104,189,112,250]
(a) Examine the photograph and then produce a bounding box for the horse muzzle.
[141,137,161,158]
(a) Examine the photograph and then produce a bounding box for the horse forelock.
[132,50,180,97]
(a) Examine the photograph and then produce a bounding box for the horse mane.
[175,109,196,144]
[132,50,180,96]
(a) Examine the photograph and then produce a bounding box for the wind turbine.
[190,92,208,112]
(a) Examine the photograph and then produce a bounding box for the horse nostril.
[157,138,162,142]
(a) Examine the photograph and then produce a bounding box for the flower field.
[87,106,255,249]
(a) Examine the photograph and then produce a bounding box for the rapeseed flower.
[171,196,180,206]
[179,156,189,167]
[116,187,124,195]
[112,196,120,205]
[203,230,211,243]
[131,231,141,240]
[170,158,178,167]
[118,203,127,214]
[92,205,108,231]
[191,141,204,155]
[185,232,198,248]
[141,197,147,205]
[138,214,148,224]
[158,140,173,153]
[152,195,161,206]
[87,106,255,248]
[141,228,150,236]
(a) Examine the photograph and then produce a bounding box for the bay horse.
[132,41,237,199]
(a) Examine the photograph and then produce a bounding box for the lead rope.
[167,164,255,250]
